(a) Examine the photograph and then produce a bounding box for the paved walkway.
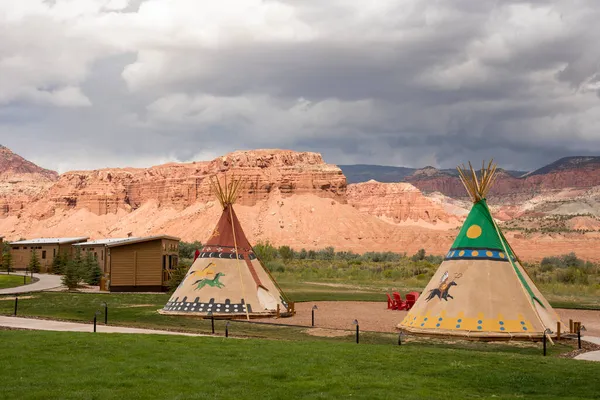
[0,272,63,294]
[575,336,600,361]
[0,316,211,336]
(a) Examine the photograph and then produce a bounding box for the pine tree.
[61,259,80,290]
[83,251,102,285]
[51,251,65,275]
[61,248,84,290]
[2,251,13,274]
[28,249,41,273]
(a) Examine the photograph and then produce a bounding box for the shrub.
[168,264,190,293]
[411,249,426,262]
[278,246,294,261]
[298,249,307,259]
[254,241,279,262]
[179,241,203,260]
[266,261,286,273]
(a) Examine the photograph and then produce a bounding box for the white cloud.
[1,0,600,172]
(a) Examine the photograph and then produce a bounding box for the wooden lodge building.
[9,237,89,272]
[73,235,180,292]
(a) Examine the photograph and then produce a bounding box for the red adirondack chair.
[386,293,398,310]
[393,292,408,310]
[405,291,419,310]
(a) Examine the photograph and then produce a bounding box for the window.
[101,250,104,261]
[94,252,98,260]
[53,249,56,257]
[42,251,46,259]
[12,247,18,250]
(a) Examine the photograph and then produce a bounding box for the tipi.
[399,161,562,339]
[161,175,291,319]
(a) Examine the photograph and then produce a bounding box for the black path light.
[398,331,405,346]
[13,294,18,316]
[543,328,552,356]
[23,274,27,285]
[225,321,230,338]
[208,311,215,334]
[353,319,359,344]
[101,302,108,325]
[311,305,318,327]
[93,310,102,333]
[578,325,586,349]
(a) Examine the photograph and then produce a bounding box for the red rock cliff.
[29,150,347,217]
[347,180,457,225]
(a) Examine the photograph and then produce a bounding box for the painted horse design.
[426,271,462,301]
[193,272,226,290]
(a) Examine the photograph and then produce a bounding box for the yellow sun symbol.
[466,224,482,239]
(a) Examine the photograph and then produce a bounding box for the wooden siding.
[76,245,108,273]
[9,244,60,272]
[110,240,163,287]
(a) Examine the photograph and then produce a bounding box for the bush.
[254,241,279,262]
[298,249,308,259]
[278,246,294,261]
[179,241,203,260]
[411,249,426,262]
[168,264,190,293]
[266,260,286,273]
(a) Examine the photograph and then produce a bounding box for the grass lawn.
[0,274,31,289]
[0,291,578,357]
[0,330,597,400]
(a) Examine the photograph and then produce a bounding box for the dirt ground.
[271,301,600,337]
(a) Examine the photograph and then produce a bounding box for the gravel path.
[274,302,600,337]
[0,272,62,294]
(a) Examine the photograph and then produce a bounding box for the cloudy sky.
[1,0,599,173]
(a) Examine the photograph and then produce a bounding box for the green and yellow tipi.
[399,161,562,339]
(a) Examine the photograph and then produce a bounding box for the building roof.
[10,237,89,245]
[105,235,180,248]
[73,238,136,246]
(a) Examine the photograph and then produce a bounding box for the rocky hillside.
[0,145,58,179]
[0,145,58,215]
[346,180,458,227]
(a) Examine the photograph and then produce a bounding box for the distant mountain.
[340,163,526,184]
[524,156,600,177]
[339,164,416,184]
[0,144,58,179]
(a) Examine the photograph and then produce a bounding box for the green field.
[0,331,597,400]
[0,274,31,289]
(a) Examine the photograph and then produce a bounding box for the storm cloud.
[1,0,599,172]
